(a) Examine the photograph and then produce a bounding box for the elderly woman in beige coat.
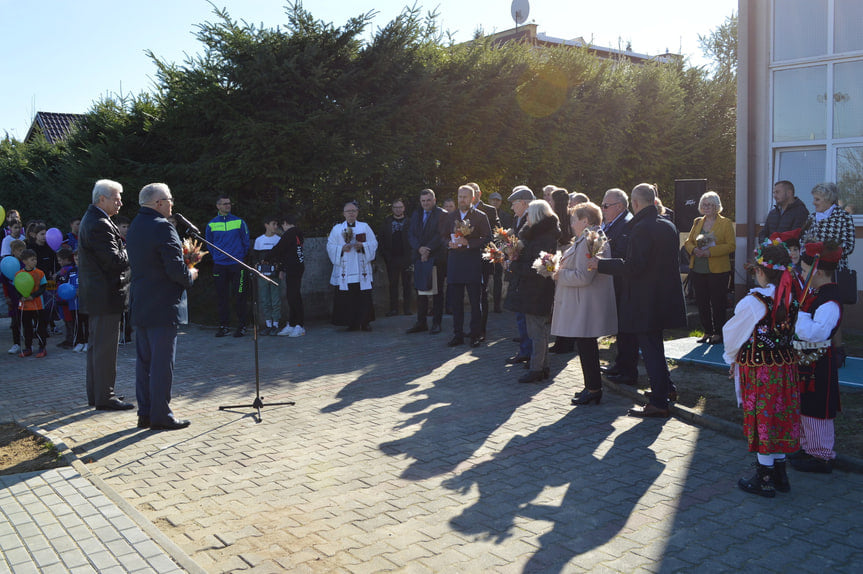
[551,202,618,406]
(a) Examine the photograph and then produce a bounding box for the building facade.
[738,0,863,325]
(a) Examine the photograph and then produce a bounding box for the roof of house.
[24,111,86,144]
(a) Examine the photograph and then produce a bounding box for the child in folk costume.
[791,241,843,474]
[722,239,800,497]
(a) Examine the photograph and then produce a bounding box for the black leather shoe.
[150,418,191,431]
[645,390,679,402]
[512,337,522,343]
[361,324,373,332]
[89,395,124,407]
[233,326,246,338]
[628,404,670,418]
[519,370,547,384]
[571,388,602,405]
[505,355,530,364]
[96,399,134,411]
[600,364,620,376]
[605,373,638,386]
[470,336,482,348]
[477,332,486,342]
[790,456,833,474]
[406,323,428,334]
[430,324,441,334]
[137,416,150,429]
[215,326,230,337]
[447,336,464,347]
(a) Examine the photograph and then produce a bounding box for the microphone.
[173,213,201,238]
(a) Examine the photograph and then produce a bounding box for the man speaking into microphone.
[126,183,198,430]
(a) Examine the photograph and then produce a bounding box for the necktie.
[423,211,429,226]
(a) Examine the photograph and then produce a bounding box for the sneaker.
[233,326,246,338]
[73,343,85,353]
[19,348,33,358]
[215,326,231,338]
[277,325,294,336]
[35,348,47,358]
[7,344,20,355]
[82,343,89,352]
[289,326,305,337]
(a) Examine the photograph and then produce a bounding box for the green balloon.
[14,271,34,297]
[0,205,5,224]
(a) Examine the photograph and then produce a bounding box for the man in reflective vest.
[206,195,250,337]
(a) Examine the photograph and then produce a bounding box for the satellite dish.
[511,0,530,26]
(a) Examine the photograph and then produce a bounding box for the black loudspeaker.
[674,179,707,233]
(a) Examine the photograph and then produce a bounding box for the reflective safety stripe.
[208,220,244,232]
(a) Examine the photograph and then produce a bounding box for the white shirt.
[254,234,280,251]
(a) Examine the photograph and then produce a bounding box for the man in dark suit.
[379,198,412,316]
[126,183,198,430]
[468,183,500,339]
[443,185,491,347]
[590,183,687,417]
[488,192,512,314]
[77,179,134,411]
[407,189,447,334]
[505,186,535,364]
[598,188,637,384]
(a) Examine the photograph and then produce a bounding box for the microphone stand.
[183,226,295,422]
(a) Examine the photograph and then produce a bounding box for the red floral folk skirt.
[740,363,800,454]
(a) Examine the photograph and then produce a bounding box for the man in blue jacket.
[127,183,197,430]
[206,195,250,337]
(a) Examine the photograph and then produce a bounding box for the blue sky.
[0,0,737,139]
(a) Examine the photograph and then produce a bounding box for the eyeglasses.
[601,202,621,209]
[343,209,358,213]
[158,197,174,204]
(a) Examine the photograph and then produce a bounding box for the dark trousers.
[449,282,481,337]
[22,309,47,350]
[614,332,640,379]
[492,262,504,311]
[87,313,121,406]
[387,260,412,313]
[9,308,21,346]
[576,337,602,391]
[213,263,249,328]
[416,265,444,326]
[480,263,492,334]
[637,330,673,408]
[691,271,729,335]
[284,270,305,327]
[135,324,178,425]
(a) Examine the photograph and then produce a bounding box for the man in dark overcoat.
[126,183,197,430]
[590,183,686,417]
[442,185,491,347]
[77,179,133,411]
[407,189,447,334]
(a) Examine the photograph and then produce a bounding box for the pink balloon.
[46,227,64,251]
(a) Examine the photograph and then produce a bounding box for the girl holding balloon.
[1,239,25,354]
[15,249,48,357]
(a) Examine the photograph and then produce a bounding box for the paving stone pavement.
[2,312,863,573]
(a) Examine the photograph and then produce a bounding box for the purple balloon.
[46,227,64,251]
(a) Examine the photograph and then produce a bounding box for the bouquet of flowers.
[696,231,716,249]
[182,238,208,268]
[453,219,474,238]
[482,243,505,264]
[583,226,608,258]
[342,227,354,244]
[493,227,523,261]
[532,251,560,278]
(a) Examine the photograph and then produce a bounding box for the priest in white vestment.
[327,201,378,330]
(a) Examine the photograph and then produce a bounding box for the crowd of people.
[0,177,855,489]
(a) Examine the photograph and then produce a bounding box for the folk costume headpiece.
[770,228,802,250]
[752,237,795,325]
[801,240,843,273]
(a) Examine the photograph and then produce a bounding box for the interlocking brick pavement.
[2,312,863,573]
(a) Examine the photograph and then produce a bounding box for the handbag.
[836,267,858,305]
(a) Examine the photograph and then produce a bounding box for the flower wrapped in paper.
[696,231,716,249]
[182,238,208,268]
[531,250,560,278]
[492,226,523,261]
[482,243,505,264]
[583,226,608,258]
[453,219,474,238]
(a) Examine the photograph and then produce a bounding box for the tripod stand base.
[219,396,295,422]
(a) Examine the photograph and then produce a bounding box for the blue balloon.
[1,256,20,281]
[57,283,77,301]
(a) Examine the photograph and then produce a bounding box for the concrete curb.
[603,380,863,475]
[23,422,208,574]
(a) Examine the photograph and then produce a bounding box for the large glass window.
[835,0,863,54]
[834,60,863,138]
[775,148,826,212]
[773,66,827,142]
[774,0,828,61]
[837,146,863,214]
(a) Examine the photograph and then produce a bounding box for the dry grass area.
[0,423,67,476]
